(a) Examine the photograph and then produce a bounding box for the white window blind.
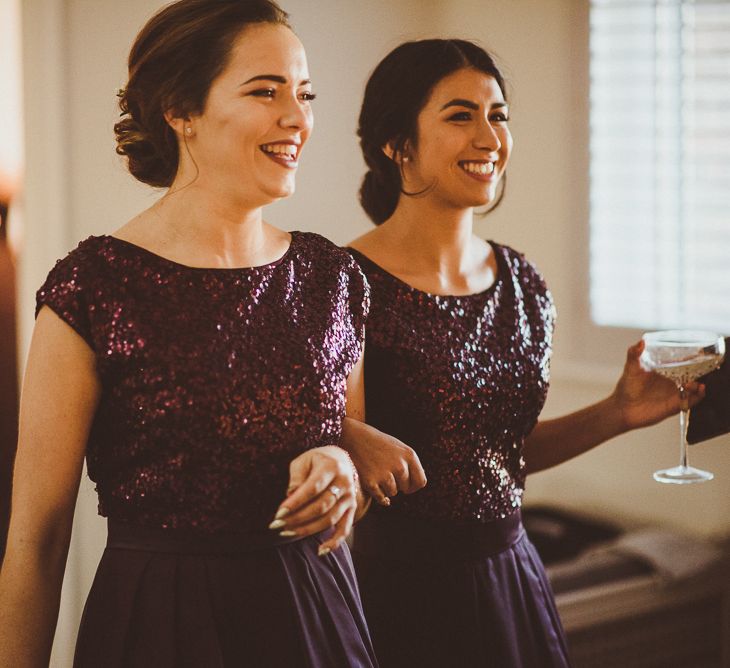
[589,0,730,333]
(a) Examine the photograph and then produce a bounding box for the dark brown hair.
[115,0,290,188]
[358,39,508,224]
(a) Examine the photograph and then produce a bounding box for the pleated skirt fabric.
[352,510,571,668]
[73,521,378,668]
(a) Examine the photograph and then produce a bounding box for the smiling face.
[402,67,512,211]
[183,23,314,207]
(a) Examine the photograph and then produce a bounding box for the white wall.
[16,0,730,665]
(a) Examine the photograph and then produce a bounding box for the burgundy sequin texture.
[36,232,368,532]
[349,243,555,522]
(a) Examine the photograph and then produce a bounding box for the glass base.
[653,465,714,484]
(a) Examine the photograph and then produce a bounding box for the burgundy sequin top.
[349,243,555,522]
[36,232,368,532]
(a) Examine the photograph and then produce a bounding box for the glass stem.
[678,385,690,470]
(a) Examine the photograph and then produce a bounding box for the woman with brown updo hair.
[0,1,377,666]
[339,39,704,667]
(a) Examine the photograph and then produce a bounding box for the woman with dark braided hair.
[340,39,704,667]
[0,2,377,666]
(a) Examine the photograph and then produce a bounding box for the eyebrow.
[440,99,509,111]
[241,74,311,86]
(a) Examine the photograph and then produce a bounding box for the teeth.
[261,144,298,159]
[460,161,495,175]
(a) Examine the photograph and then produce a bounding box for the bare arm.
[524,340,705,474]
[523,397,624,474]
[0,307,100,667]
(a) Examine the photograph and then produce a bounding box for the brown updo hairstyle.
[358,39,508,225]
[115,0,290,188]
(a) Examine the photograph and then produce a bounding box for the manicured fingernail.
[269,519,287,530]
[274,507,290,520]
[381,497,391,507]
[318,545,331,557]
[279,530,297,537]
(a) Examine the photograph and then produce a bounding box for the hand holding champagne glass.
[641,330,725,483]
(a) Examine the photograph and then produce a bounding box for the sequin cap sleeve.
[350,241,555,523]
[33,231,367,533]
[35,237,103,350]
[340,252,370,373]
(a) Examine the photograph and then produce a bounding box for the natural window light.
[589,0,730,334]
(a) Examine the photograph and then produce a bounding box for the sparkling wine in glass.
[641,330,725,484]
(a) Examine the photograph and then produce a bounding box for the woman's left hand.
[269,445,358,556]
[612,339,706,430]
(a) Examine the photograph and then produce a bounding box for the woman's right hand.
[340,417,427,506]
[270,445,360,556]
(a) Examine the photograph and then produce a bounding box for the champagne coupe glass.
[641,330,725,484]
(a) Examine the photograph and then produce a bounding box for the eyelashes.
[248,88,317,102]
[448,111,472,121]
[447,112,510,123]
[249,88,276,98]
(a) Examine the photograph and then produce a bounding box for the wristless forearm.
[0,550,69,667]
[524,396,626,473]
[339,416,363,455]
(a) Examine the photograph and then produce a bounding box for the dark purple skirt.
[73,521,378,668]
[352,509,571,668]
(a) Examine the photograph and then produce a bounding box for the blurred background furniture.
[524,507,730,668]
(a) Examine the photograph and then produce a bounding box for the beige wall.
[15,1,730,665]
[427,0,730,536]
[23,1,444,664]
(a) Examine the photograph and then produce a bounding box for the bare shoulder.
[110,208,159,245]
[263,221,293,250]
[348,227,390,263]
